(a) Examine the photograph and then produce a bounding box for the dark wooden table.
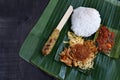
[0,0,56,80]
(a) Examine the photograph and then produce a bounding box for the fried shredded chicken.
[60,32,98,69]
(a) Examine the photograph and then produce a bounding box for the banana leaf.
[19,0,120,80]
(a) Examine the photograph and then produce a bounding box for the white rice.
[71,7,101,37]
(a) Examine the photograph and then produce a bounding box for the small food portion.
[60,32,97,70]
[71,7,101,37]
[68,31,84,46]
[42,5,73,55]
[42,29,60,55]
[96,26,115,54]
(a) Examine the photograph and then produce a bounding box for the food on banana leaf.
[60,32,97,70]
[68,31,84,46]
[71,7,101,37]
[96,26,115,54]
[42,6,115,70]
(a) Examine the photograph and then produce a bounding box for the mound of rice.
[71,7,101,37]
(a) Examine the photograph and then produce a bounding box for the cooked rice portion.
[71,7,101,37]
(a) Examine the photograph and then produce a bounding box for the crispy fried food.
[60,36,97,70]
[68,31,84,46]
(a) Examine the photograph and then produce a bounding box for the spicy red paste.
[96,26,115,54]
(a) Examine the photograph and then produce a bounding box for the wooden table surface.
[0,0,56,80]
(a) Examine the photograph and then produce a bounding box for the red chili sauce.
[96,26,115,54]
